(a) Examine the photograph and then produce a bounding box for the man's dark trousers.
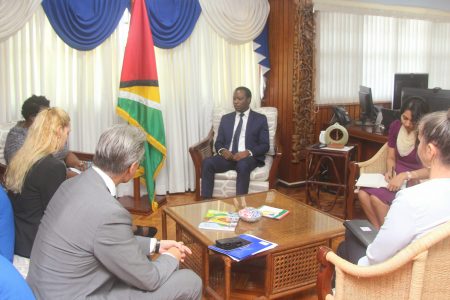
[201,155,258,198]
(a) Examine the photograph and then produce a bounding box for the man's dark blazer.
[214,110,269,165]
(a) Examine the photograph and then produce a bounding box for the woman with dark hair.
[4,95,85,175]
[358,96,430,229]
[4,95,50,164]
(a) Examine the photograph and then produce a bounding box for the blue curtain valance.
[135,0,201,49]
[42,0,129,51]
[254,23,270,75]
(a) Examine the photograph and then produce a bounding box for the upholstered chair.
[189,107,282,200]
[317,220,450,300]
[346,143,388,219]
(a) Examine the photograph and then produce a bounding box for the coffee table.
[162,190,344,299]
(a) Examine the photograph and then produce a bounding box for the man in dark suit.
[27,125,202,300]
[201,86,270,198]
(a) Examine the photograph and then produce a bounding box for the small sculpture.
[324,122,349,148]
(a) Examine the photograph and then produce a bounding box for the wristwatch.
[155,240,160,254]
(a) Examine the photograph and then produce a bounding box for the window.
[316,11,450,105]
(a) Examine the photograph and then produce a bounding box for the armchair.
[317,220,450,300]
[189,107,282,200]
[346,143,388,219]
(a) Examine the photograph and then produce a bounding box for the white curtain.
[0,0,41,42]
[0,7,261,194]
[199,0,269,43]
[316,10,450,104]
[0,6,126,151]
[154,15,261,194]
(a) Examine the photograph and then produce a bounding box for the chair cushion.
[0,121,16,165]
[211,179,269,198]
[12,255,30,279]
[212,107,277,155]
[214,155,273,181]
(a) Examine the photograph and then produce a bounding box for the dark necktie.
[232,113,244,153]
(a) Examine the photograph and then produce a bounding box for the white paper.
[356,173,407,189]
[360,226,372,232]
[322,145,354,152]
[355,173,388,188]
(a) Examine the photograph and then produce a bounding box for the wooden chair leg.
[133,177,140,204]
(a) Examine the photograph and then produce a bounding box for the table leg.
[223,256,232,300]
[162,210,167,239]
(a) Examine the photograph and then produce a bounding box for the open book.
[355,173,388,188]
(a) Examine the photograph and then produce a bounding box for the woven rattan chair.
[317,220,450,300]
[189,107,282,200]
[346,143,388,219]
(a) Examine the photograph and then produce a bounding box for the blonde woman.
[5,108,70,258]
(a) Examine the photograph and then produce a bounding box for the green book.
[258,205,289,220]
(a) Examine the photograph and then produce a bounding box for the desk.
[347,125,388,161]
[305,145,358,219]
[162,190,344,299]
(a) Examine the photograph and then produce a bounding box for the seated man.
[201,86,270,198]
[4,95,84,173]
[27,125,202,299]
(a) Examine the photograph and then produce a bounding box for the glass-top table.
[162,189,344,299]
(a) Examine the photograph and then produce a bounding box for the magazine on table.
[208,234,278,261]
[198,210,239,231]
[258,205,289,219]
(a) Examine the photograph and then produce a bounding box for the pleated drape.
[42,0,128,51]
[199,0,269,44]
[0,0,41,42]
[145,0,201,49]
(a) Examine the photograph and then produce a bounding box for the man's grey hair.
[93,124,146,175]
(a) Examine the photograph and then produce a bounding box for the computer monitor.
[359,85,377,124]
[401,87,450,112]
[393,73,428,110]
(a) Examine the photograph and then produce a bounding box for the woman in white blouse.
[340,109,450,266]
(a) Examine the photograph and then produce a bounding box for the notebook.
[343,219,379,247]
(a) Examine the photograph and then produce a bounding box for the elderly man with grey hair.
[27,125,202,300]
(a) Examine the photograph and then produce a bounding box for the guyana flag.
[116,0,165,211]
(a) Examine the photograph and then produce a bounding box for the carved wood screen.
[292,0,315,163]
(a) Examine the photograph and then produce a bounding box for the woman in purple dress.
[359,97,430,229]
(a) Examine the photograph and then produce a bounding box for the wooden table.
[305,145,358,219]
[162,190,344,299]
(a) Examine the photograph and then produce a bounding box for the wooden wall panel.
[264,0,389,184]
[264,0,299,183]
